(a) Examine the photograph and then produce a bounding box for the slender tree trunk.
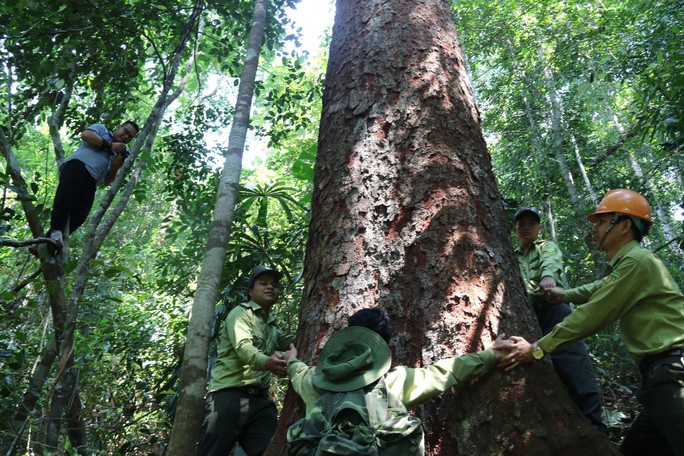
[627,148,680,251]
[166,1,270,453]
[543,197,569,287]
[45,384,63,451]
[541,57,604,274]
[267,1,618,454]
[0,129,44,237]
[3,335,58,456]
[567,130,597,205]
[47,83,73,166]
[611,116,680,254]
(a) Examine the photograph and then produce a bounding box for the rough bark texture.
[267,1,618,455]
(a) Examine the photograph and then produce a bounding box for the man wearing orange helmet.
[504,189,684,455]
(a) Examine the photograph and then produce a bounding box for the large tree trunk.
[267,1,618,454]
[166,1,270,454]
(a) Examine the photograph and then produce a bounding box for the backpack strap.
[365,376,390,428]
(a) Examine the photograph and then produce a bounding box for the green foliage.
[0,0,319,452]
[453,0,683,285]
[260,54,324,147]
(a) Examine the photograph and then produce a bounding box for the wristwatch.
[532,342,545,360]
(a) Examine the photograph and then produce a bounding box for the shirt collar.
[244,300,276,324]
[609,240,639,269]
[515,238,542,255]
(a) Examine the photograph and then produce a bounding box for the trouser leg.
[50,160,97,234]
[621,355,684,455]
[197,390,242,456]
[549,341,605,429]
[238,397,278,456]
[619,408,674,456]
[537,304,605,430]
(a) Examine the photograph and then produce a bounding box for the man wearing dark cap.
[198,265,295,456]
[513,207,605,431]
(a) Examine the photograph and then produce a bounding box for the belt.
[228,385,269,398]
[639,348,684,370]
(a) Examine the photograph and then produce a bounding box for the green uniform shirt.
[209,301,294,393]
[514,239,564,306]
[539,241,684,361]
[287,350,496,412]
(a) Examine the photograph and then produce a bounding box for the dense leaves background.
[1,0,681,453]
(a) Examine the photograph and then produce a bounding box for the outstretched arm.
[390,334,512,410]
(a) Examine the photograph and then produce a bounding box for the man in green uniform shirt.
[513,207,605,431]
[282,308,511,454]
[504,190,684,455]
[197,265,295,456]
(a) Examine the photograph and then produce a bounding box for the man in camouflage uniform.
[282,308,511,455]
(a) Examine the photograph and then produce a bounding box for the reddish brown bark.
[266,0,618,454]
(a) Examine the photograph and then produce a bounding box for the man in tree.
[197,265,295,456]
[48,120,139,252]
[513,206,606,431]
[505,190,684,455]
[282,308,511,455]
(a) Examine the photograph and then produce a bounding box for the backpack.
[287,376,424,456]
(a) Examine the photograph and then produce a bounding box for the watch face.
[533,346,544,360]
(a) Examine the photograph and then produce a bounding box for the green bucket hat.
[313,326,392,392]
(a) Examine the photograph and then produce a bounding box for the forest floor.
[591,339,643,446]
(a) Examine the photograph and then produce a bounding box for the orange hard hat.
[587,189,652,226]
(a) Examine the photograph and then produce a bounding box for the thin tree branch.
[0,237,55,247]
[10,268,42,294]
[654,233,684,253]
[587,123,641,167]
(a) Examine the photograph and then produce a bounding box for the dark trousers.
[197,388,278,456]
[620,353,684,456]
[50,160,97,235]
[536,303,605,430]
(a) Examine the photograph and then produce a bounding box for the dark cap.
[248,265,282,289]
[514,207,541,222]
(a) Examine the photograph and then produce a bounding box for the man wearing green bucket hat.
[283,308,511,455]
